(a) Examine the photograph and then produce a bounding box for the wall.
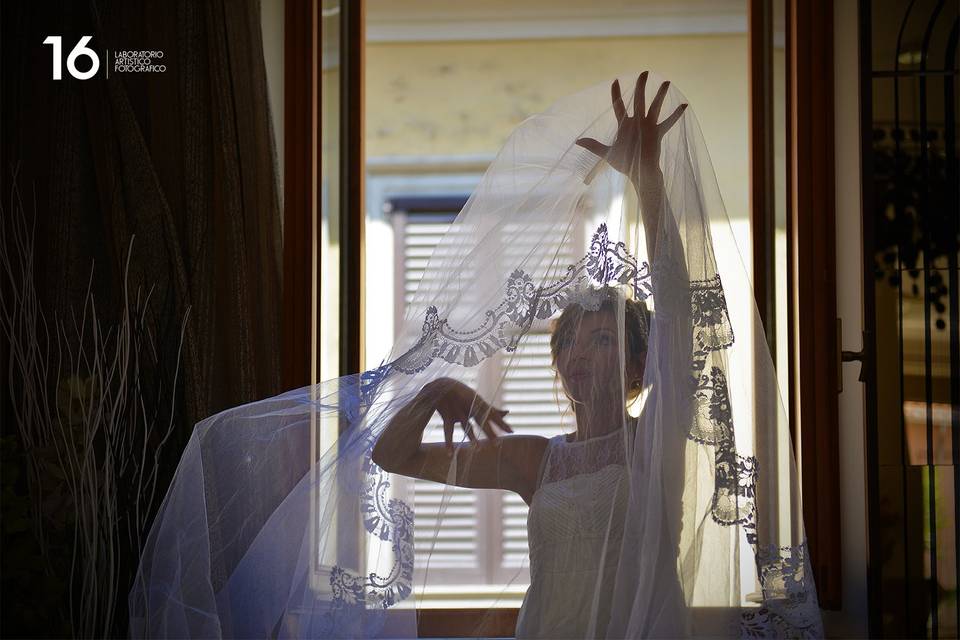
[365,34,751,222]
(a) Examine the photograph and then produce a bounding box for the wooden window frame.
[282,0,363,390]
[751,0,842,611]
[339,0,364,377]
[281,0,317,390]
[750,0,777,354]
[283,0,844,632]
[782,0,842,610]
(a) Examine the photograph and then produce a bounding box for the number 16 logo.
[43,36,100,80]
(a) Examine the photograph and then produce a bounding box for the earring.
[631,378,642,389]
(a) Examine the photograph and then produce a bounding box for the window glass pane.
[320,0,340,381]
[773,0,789,407]
[364,0,750,607]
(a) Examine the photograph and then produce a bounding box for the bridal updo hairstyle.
[549,287,650,377]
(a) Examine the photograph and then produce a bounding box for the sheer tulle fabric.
[130,72,823,638]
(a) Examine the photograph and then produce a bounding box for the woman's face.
[554,310,645,406]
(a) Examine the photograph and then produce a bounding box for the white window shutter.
[396,206,577,588]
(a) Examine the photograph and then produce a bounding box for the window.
[277,0,847,631]
[367,191,581,606]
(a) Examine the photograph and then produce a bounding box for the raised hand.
[422,378,512,450]
[576,72,687,189]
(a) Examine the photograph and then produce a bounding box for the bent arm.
[371,386,548,505]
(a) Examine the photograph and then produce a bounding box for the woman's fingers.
[462,420,479,443]
[492,408,513,433]
[444,386,514,442]
[484,417,513,438]
[611,80,627,123]
[648,80,670,121]
[633,71,648,119]
[437,384,515,445]
[658,103,688,134]
[478,418,498,441]
[575,137,610,159]
[479,407,512,439]
[468,401,512,440]
[443,416,456,451]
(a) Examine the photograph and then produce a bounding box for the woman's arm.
[371,379,549,505]
[576,72,687,266]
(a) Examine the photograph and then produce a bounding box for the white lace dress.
[514,429,630,640]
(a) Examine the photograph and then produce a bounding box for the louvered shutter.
[401,217,457,309]
[396,207,485,583]
[497,333,564,573]
[492,223,576,580]
[394,201,579,587]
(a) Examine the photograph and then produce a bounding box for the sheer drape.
[131,72,822,639]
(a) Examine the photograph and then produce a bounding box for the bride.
[130,72,822,639]
[372,72,686,638]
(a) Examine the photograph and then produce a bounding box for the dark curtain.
[1,0,282,635]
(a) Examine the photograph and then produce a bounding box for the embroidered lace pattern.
[318,450,415,635]
[740,541,823,638]
[539,430,627,487]
[326,222,819,636]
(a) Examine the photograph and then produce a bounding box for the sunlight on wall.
[366,35,750,222]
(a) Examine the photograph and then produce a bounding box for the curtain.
[0,1,281,635]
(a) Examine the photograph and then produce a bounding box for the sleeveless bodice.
[514,430,630,640]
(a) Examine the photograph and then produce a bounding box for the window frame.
[281,0,845,631]
[782,0,842,609]
[281,0,318,390]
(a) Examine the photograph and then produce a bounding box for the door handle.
[837,318,870,392]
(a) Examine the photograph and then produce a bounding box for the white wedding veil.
[130,72,823,639]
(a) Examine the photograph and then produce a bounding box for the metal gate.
[861,0,959,636]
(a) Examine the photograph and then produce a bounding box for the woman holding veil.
[130,72,823,639]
